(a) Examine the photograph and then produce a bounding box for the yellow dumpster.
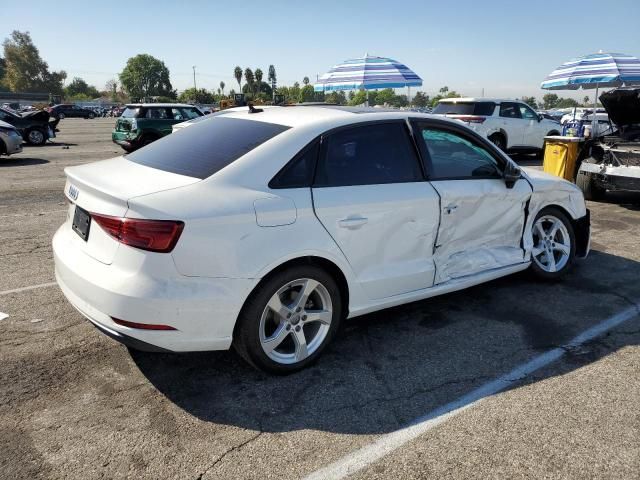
[543,136,584,181]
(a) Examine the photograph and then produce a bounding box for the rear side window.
[126,117,290,179]
[145,108,169,119]
[314,122,422,187]
[499,102,522,118]
[270,141,319,189]
[432,102,495,116]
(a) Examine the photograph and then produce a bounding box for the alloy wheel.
[259,278,333,365]
[28,130,44,145]
[531,215,571,273]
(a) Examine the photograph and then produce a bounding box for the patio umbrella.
[313,54,422,104]
[541,52,640,133]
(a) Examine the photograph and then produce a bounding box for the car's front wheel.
[234,265,342,374]
[58,113,65,120]
[530,207,576,280]
[26,128,46,146]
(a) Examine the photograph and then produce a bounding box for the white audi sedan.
[53,105,590,373]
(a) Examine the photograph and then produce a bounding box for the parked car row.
[0,107,56,147]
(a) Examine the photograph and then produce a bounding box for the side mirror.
[504,162,521,189]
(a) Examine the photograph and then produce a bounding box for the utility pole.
[192,66,197,102]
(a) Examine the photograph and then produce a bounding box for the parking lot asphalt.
[1,118,639,479]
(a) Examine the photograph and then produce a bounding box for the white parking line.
[305,303,640,480]
[0,282,57,296]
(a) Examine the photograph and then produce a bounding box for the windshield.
[126,117,291,179]
[121,107,140,118]
[433,102,495,116]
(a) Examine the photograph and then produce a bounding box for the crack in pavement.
[195,430,264,480]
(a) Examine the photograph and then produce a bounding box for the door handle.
[444,204,458,214]
[338,217,368,229]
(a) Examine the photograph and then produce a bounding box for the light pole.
[192,66,197,102]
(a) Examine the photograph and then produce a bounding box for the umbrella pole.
[592,84,599,137]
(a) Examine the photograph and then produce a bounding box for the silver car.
[0,119,23,156]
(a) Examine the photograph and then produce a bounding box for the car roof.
[125,103,200,108]
[215,104,442,128]
[437,97,521,103]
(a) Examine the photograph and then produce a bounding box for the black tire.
[488,133,506,151]
[529,207,576,281]
[234,265,343,374]
[140,134,159,148]
[576,171,605,201]
[58,112,65,120]
[26,128,46,146]
[547,130,560,137]
[88,112,95,119]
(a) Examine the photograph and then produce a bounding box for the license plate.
[72,206,91,241]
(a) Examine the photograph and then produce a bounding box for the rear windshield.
[121,107,140,118]
[433,102,495,116]
[126,116,291,179]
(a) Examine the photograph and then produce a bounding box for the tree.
[178,88,214,104]
[348,90,368,106]
[521,96,538,109]
[542,93,559,109]
[412,91,429,108]
[583,95,590,106]
[555,97,580,108]
[376,88,395,105]
[219,80,225,95]
[65,77,99,99]
[430,89,462,107]
[0,57,6,90]
[299,84,314,103]
[303,76,310,86]
[233,66,242,93]
[439,86,449,95]
[254,68,263,97]
[325,91,346,105]
[268,65,277,97]
[244,68,254,97]
[119,54,173,101]
[2,30,66,94]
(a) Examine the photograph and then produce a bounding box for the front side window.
[418,128,502,180]
[314,122,422,187]
[518,104,538,120]
[499,102,522,119]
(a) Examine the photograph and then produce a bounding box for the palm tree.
[303,76,310,86]
[244,68,255,98]
[439,86,449,95]
[268,65,277,100]
[254,68,263,97]
[220,81,225,96]
[234,66,242,94]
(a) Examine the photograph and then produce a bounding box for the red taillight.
[111,317,176,330]
[449,115,486,124]
[91,214,184,253]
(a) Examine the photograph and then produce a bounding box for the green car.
[112,103,203,152]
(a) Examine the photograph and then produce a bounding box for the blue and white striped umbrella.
[314,54,422,92]
[541,52,640,90]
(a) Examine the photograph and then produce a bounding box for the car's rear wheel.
[234,265,342,374]
[488,133,506,151]
[576,170,605,200]
[58,113,65,120]
[26,128,46,146]
[530,207,576,280]
[88,112,95,119]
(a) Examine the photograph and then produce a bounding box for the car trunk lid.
[63,157,199,264]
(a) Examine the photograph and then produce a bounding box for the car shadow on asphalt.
[0,157,49,167]
[130,250,639,434]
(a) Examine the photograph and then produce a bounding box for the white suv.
[433,98,561,152]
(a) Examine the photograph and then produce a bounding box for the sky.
[2,0,640,101]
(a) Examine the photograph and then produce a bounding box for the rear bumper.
[53,224,254,352]
[112,130,140,150]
